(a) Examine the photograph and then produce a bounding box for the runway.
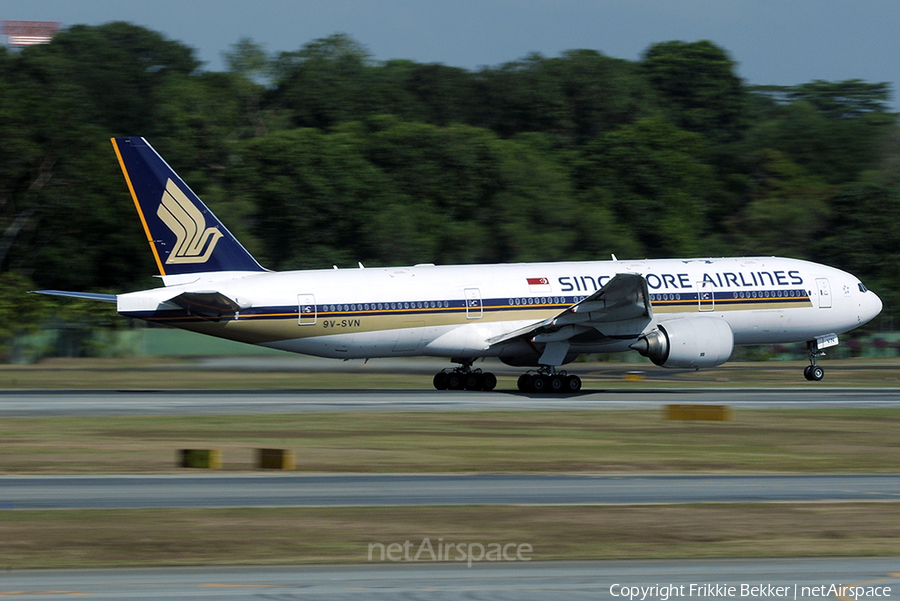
[2,387,900,416]
[2,474,899,509]
[2,558,898,600]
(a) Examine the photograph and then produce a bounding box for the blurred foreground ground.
[3,354,898,569]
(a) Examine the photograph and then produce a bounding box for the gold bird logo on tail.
[157,179,223,264]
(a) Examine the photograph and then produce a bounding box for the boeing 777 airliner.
[35,138,883,393]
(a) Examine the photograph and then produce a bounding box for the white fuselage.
[117,256,882,362]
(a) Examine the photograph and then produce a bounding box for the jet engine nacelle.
[632,316,734,369]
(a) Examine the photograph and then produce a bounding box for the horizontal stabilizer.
[30,290,117,303]
[167,291,243,320]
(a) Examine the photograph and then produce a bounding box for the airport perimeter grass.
[1,503,899,568]
[1,409,899,474]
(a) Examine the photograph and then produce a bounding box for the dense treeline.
[1,23,898,338]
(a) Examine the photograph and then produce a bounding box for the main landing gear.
[432,360,582,393]
[803,340,825,381]
[433,360,497,391]
[517,367,581,393]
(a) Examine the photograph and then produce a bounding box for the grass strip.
[1,410,899,474]
[1,503,898,569]
[2,357,900,389]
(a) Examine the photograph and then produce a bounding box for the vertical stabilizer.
[111,137,265,276]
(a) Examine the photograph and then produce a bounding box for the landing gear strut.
[517,366,581,393]
[803,340,825,381]
[433,359,497,391]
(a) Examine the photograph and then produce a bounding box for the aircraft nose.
[872,291,883,316]
[865,290,883,323]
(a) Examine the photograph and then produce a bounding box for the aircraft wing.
[486,274,652,362]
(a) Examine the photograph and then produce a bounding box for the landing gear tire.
[549,375,564,392]
[464,373,482,391]
[803,364,825,381]
[565,375,582,392]
[517,374,533,392]
[433,372,449,390]
[482,372,497,391]
[531,375,548,392]
[447,373,464,390]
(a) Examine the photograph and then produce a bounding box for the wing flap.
[486,273,652,348]
[485,315,556,347]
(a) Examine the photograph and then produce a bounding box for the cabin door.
[298,294,317,325]
[816,278,832,309]
[697,281,714,312]
[465,288,483,319]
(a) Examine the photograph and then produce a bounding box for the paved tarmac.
[2,474,899,509]
[2,558,898,600]
[2,388,900,416]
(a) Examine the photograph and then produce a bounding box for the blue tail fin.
[111,137,265,276]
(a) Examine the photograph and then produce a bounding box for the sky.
[4,0,900,107]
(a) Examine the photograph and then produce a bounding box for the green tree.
[820,179,900,312]
[223,37,271,136]
[819,129,900,312]
[20,22,200,136]
[578,117,717,257]
[745,99,891,185]
[356,118,583,264]
[543,49,652,143]
[0,24,204,290]
[376,60,477,126]
[471,53,571,140]
[486,132,580,262]
[226,127,392,269]
[641,40,746,142]
[754,79,893,119]
[0,272,52,359]
[0,22,896,318]
[272,34,377,129]
[224,37,271,84]
[730,149,832,257]
[356,118,496,264]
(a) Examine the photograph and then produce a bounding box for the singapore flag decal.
[527,277,552,293]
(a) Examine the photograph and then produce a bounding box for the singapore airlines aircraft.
[36,138,883,393]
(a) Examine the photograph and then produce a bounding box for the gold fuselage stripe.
[129,294,813,346]
[111,138,166,276]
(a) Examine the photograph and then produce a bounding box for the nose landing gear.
[803,340,826,381]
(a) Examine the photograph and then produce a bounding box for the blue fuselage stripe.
[120,290,812,323]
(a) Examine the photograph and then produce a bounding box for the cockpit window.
[859,283,868,293]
